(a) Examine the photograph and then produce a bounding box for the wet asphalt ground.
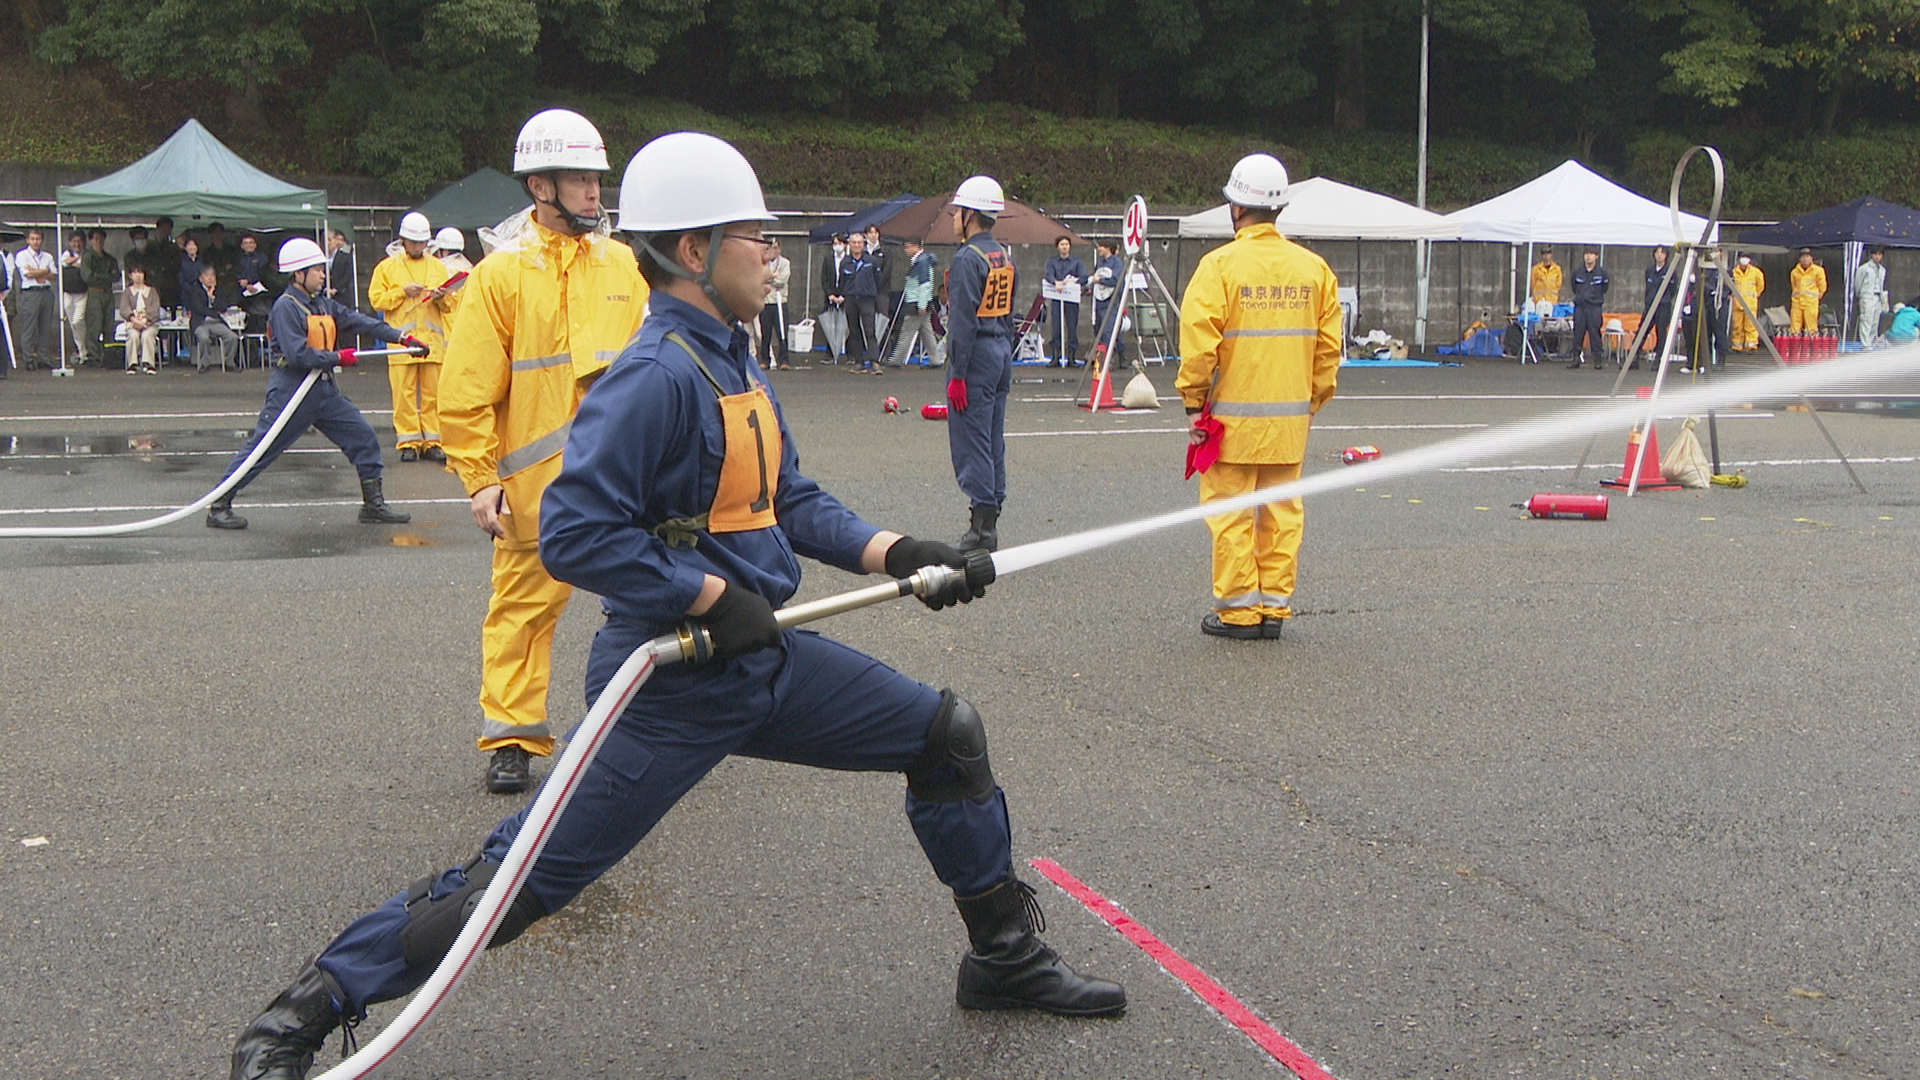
[3,352,1919,1080]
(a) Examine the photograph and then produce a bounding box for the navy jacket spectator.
[1571,265,1609,307]
[185,274,237,328]
[1045,253,1087,291]
[835,252,882,299]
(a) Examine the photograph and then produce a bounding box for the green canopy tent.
[53,118,332,367]
[411,167,529,234]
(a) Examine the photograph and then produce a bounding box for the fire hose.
[0,347,422,539]
[310,335,1920,1080]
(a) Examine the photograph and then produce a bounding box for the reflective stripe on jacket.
[1175,222,1341,465]
[440,218,648,550]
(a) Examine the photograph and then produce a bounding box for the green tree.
[36,0,351,132]
[710,0,1020,109]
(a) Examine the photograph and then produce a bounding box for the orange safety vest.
[649,332,782,547]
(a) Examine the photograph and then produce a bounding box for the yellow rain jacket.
[1530,260,1563,304]
[1176,222,1342,465]
[1790,263,1827,303]
[367,251,453,363]
[1731,263,1764,307]
[440,218,647,551]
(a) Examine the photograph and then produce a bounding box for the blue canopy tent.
[803,193,920,316]
[1735,197,1920,341]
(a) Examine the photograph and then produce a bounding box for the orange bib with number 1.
[668,332,781,533]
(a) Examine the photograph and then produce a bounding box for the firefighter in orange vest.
[1176,153,1341,640]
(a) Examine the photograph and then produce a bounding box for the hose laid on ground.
[0,348,420,539]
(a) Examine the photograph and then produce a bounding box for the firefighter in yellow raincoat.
[440,108,648,793]
[1729,252,1764,351]
[1530,249,1562,305]
[1176,153,1341,640]
[1790,248,1826,334]
[369,212,453,461]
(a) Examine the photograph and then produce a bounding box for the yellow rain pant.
[477,541,571,756]
[1200,460,1304,627]
[1790,298,1819,334]
[388,361,441,449]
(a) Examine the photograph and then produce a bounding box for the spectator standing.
[0,240,11,379]
[118,263,162,374]
[368,212,453,463]
[1789,248,1826,335]
[1855,247,1888,346]
[1680,253,1732,372]
[1642,245,1674,360]
[944,175,1016,551]
[13,229,57,371]
[145,217,181,309]
[1565,248,1608,370]
[178,236,207,309]
[235,234,274,332]
[59,233,90,366]
[1729,253,1764,351]
[202,223,238,282]
[204,237,420,531]
[818,233,848,360]
[1175,153,1339,641]
[186,265,240,372]
[1043,235,1086,365]
[1089,239,1126,372]
[887,237,941,367]
[833,232,882,374]
[325,230,355,303]
[80,228,121,365]
[1530,249,1562,305]
[865,223,893,349]
[757,242,790,370]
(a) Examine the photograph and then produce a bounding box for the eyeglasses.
[723,234,780,254]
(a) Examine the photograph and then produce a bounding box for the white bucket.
[788,319,815,353]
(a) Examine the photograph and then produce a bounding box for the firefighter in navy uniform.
[943,175,1016,551]
[228,133,1124,1080]
[205,237,423,530]
[1565,248,1609,370]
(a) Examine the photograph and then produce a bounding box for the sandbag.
[1661,416,1712,489]
[1122,370,1159,408]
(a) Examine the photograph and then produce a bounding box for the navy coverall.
[310,294,1016,1015]
[945,235,1015,510]
[1043,253,1086,359]
[217,285,405,495]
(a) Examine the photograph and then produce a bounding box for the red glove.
[337,348,358,367]
[401,335,428,357]
[946,377,968,412]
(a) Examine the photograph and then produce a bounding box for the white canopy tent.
[1443,159,1719,331]
[1178,177,1459,240]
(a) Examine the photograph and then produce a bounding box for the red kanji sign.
[1123,197,1148,255]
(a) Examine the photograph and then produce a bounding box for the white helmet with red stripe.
[277,237,328,274]
[512,109,610,175]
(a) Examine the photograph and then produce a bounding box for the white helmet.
[513,108,609,175]
[434,226,465,252]
[398,212,432,242]
[617,132,775,233]
[278,237,329,274]
[1224,153,1290,209]
[953,175,1005,214]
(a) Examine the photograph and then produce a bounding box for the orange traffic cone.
[1078,364,1123,412]
[1601,389,1680,491]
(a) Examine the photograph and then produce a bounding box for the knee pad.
[397,854,548,972]
[906,690,996,804]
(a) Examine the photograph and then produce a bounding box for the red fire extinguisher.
[1521,493,1609,520]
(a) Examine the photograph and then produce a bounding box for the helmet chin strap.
[530,173,605,236]
[635,224,745,326]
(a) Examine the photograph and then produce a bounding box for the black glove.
[698,582,782,660]
[401,335,429,357]
[885,536,994,610]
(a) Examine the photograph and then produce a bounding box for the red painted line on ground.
[1029,857,1338,1080]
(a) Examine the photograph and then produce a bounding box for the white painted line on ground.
[2,408,395,422]
[0,447,340,461]
[1441,455,1918,474]
[0,496,470,518]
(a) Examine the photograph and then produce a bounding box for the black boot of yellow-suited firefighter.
[956,504,999,552]
[230,962,349,1080]
[357,477,411,524]
[954,878,1126,1016]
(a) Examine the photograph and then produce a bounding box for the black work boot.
[357,477,411,524]
[956,504,999,552]
[954,878,1126,1016]
[421,445,447,464]
[206,494,248,530]
[487,745,531,794]
[230,962,350,1080]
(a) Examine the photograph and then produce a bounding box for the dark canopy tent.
[806,193,922,244]
[1736,197,1920,342]
[411,167,529,233]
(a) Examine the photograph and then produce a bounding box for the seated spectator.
[118,263,162,374]
[178,236,208,309]
[185,264,239,372]
[1886,299,1920,344]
